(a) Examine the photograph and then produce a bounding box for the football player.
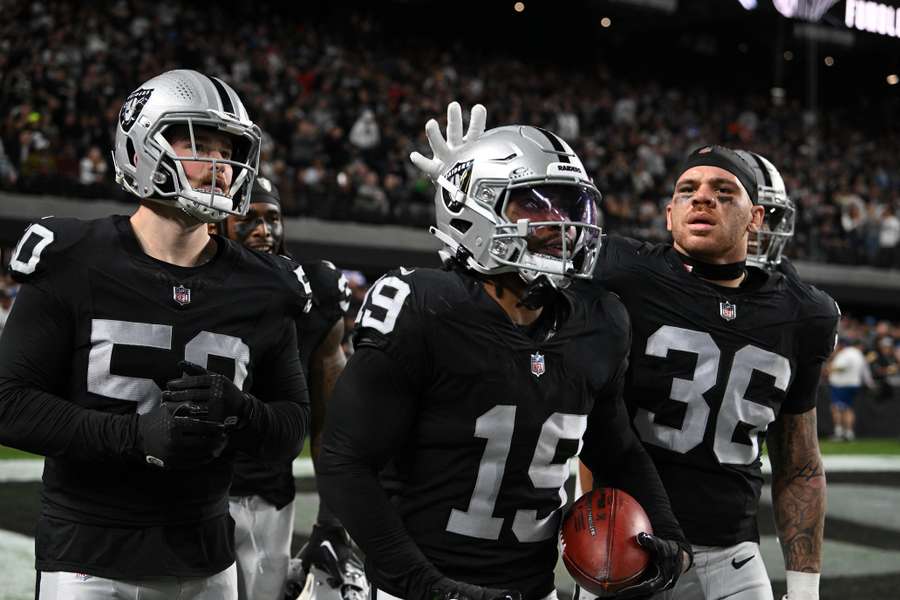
[317,106,693,600]
[215,176,366,600]
[733,150,796,274]
[0,70,311,600]
[577,145,836,600]
[416,107,837,600]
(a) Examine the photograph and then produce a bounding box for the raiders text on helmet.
[734,150,796,269]
[429,125,602,290]
[112,69,262,223]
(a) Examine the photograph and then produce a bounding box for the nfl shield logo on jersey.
[173,285,191,306]
[719,301,737,321]
[531,352,546,378]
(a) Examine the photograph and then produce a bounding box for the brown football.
[560,487,652,596]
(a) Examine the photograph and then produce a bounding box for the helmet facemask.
[144,112,260,223]
[492,182,602,289]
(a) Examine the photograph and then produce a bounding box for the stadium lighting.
[888,74,900,85]
[824,55,835,66]
[601,17,612,27]
[737,0,757,9]
[514,2,525,12]
[784,50,794,60]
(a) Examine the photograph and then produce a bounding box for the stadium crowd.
[2,1,899,270]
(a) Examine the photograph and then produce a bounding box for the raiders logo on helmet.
[119,88,153,132]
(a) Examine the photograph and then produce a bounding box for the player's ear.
[748,204,764,232]
[665,202,674,232]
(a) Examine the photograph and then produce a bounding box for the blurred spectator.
[79,146,108,186]
[869,337,900,399]
[348,109,380,151]
[0,139,17,187]
[878,204,900,268]
[827,338,874,442]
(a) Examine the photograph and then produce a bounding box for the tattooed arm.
[767,407,825,599]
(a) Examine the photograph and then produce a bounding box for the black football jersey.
[589,235,839,545]
[3,215,309,578]
[231,259,350,507]
[353,267,631,598]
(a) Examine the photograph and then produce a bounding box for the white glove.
[409,101,487,179]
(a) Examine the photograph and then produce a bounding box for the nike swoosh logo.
[732,555,754,569]
[320,540,339,562]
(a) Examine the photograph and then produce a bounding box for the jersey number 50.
[634,325,791,465]
[87,319,250,415]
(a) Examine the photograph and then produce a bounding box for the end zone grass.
[0,447,39,460]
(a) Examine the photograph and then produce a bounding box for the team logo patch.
[173,285,191,306]
[719,301,737,321]
[531,351,546,378]
[119,88,153,132]
[441,159,474,210]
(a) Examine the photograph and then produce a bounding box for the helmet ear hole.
[127,138,137,166]
[449,219,472,234]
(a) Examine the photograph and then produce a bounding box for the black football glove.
[285,525,368,600]
[163,361,259,429]
[137,396,227,468]
[613,532,691,599]
[427,577,521,600]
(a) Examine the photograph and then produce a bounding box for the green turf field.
[818,438,900,455]
[0,447,39,460]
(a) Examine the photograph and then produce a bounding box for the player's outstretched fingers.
[410,151,439,177]
[446,101,464,148]
[465,104,487,142]
[424,118,451,158]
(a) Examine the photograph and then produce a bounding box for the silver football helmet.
[430,125,602,289]
[734,149,795,270]
[112,69,261,223]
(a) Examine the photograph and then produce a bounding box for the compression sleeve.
[0,281,139,460]
[317,346,441,598]
[235,318,310,460]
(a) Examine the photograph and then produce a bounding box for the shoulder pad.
[302,260,351,317]
[9,217,91,282]
[272,254,313,315]
[354,267,420,337]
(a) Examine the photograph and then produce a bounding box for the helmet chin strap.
[518,275,560,310]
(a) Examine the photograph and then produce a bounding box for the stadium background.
[1,1,899,598]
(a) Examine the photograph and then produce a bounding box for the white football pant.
[38,563,237,599]
[575,541,773,600]
[230,494,295,600]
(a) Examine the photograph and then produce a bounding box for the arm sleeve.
[0,281,139,461]
[317,346,441,597]
[580,359,687,545]
[235,318,310,460]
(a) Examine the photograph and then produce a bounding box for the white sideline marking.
[3,455,900,483]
